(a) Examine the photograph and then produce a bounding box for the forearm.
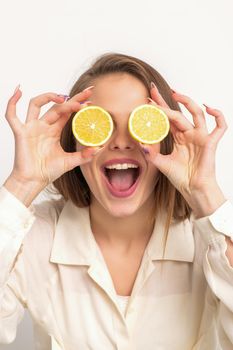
[189,184,226,219]
[3,175,45,208]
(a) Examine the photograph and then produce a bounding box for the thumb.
[64,147,103,171]
[151,153,172,177]
[139,143,172,177]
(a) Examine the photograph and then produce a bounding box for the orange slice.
[72,106,114,146]
[128,104,170,144]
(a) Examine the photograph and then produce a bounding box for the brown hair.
[53,53,191,253]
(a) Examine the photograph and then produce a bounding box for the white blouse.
[117,295,130,317]
[0,186,233,350]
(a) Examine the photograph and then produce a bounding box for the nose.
[108,124,136,151]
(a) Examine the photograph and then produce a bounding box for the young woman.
[1,53,233,350]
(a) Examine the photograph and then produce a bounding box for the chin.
[104,203,140,218]
[94,192,151,219]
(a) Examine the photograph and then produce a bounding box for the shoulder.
[22,192,66,259]
[14,194,68,291]
[33,193,66,225]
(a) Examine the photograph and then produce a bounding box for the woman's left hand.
[145,85,227,218]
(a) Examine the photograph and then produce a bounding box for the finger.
[148,96,193,132]
[41,88,94,124]
[152,152,173,177]
[64,146,103,171]
[148,98,184,135]
[150,82,170,108]
[5,86,23,132]
[205,105,228,143]
[172,92,207,130]
[139,142,151,155]
[147,97,158,106]
[138,142,173,176]
[56,101,92,132]
[44,100,82,126]
[26,87,93,123]
[149,103,193,132]
[80,100,92,107]
[55,101,92,131]
[25,93,67,122]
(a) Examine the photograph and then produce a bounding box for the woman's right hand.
[3,86,97,206]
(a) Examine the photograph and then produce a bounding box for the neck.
[89,197,156,252]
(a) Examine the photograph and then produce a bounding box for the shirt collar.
[146,211,194,262]
[50,200,194,265]
[50,200,96,265]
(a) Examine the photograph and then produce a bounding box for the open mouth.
[101,160,141,198]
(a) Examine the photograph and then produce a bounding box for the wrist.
[3,174,46,207]
[189,184,226,219]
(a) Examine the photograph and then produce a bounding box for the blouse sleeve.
[193,200,233,348]
[0,186,35,344]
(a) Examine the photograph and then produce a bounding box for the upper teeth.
[105,163,139,170]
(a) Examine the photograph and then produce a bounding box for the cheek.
[151,143,160,154]
[79,164,99,193]
[147,166,160,184]
[145,153,160,186]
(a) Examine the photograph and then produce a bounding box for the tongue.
[107,169,136,191]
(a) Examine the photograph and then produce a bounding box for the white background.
[0,0,233,348]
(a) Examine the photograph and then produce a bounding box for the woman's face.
[79,73,160,217]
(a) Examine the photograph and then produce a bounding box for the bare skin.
[3,76,233,296]
[4,86,99,206]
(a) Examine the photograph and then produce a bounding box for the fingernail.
[147,97,154,103]
[80,100,92,105]
[140,143,150,155]
[14,84,21,94]
[203,103,210,109]
[83,85,94,92]
[143,148,150,154]
[57,94,70,101]
[92,146,104,155]
[150,82,157,89]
